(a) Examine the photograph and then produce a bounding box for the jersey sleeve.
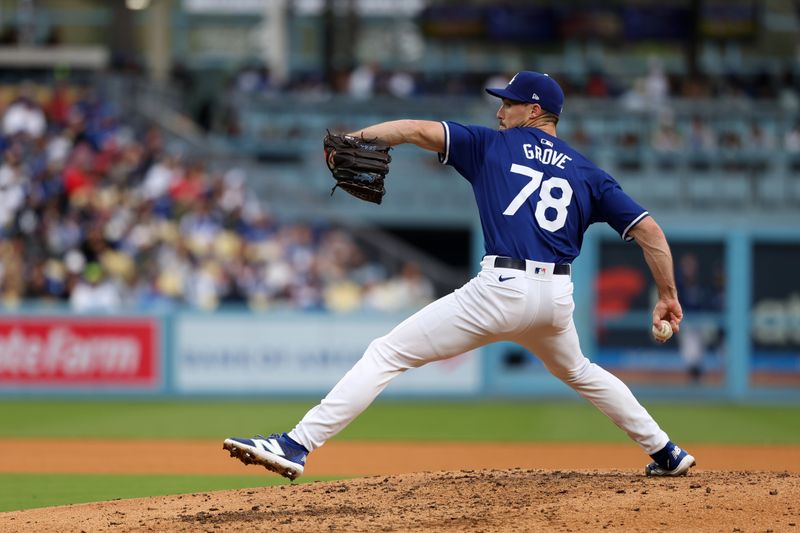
[438,121,493,183]
[592,171,649,241]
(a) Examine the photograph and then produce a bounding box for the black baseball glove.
[323,131,392,204]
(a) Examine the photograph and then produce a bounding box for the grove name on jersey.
[523,142,572,169]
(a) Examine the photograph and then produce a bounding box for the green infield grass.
[0,473,333,512]
[1,400,799,512]
[0,400,798,444]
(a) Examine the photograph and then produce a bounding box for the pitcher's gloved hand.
[323,131,392,204]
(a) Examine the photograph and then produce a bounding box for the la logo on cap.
[485,70,565,116]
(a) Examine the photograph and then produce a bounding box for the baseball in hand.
[652,320,673,342]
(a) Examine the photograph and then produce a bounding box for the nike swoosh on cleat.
[498,275,516,282]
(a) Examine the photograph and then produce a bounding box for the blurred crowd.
[566,60,800,173]
[216,61,800,178]
[222,61,800,104]
[572,112,800,175]
[0,82,434,313]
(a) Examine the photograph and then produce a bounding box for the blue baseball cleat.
[223,433,308,481]
[644,441,696,476]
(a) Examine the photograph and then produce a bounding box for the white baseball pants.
[289,256,670,455]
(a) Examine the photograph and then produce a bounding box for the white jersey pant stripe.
[290,258,669,455]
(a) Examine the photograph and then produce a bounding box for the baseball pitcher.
[224,71,695,480]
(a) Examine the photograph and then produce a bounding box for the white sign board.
[174,314,480,395]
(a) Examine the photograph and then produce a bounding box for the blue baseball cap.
[485,71,565,116]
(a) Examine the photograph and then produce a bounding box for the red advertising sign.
[0,317,160,387]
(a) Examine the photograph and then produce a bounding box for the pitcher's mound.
[2,469,798,532]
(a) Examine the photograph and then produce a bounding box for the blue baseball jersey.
[440,121,649,264]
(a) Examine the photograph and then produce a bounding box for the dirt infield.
[1,440,799,532]
[1,439,799,475]
[2,469,799,532]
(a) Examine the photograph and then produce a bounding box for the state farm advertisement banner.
[0,317,160,388]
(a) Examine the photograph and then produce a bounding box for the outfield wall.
[0,226,798,401]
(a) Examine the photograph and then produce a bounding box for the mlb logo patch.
[534,267,547,274]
